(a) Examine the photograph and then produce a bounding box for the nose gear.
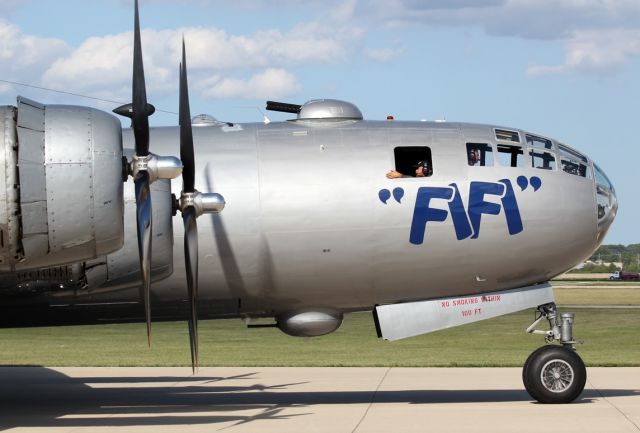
[522,302,586,403]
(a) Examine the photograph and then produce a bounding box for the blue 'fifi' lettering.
[468,181,505,239]
[406,178,532,245]
[499,179,524,235]
[409,183,474,245]
[409,187,452,245]
[448,183,473,240]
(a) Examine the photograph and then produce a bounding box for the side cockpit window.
[594,163,615,222]
[530,149,556,170]
[388,146,433,179]
[466,143,493,166]
[497,144,525,168]
[526,134,554,150]
[526,134,556,170]
[558,144,591,178]
[494,128,524,168]
[595,164,613,191]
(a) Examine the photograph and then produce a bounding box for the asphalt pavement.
[0,367,638,432]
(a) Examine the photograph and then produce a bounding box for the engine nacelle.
[0,173,174,297]
[0,97,124,271]
[277,309,344,337]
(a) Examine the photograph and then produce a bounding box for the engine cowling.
[0,97,124,271]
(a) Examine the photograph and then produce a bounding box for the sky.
[0,0,638,245]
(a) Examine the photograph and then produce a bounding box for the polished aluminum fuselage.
[120,119,605,317]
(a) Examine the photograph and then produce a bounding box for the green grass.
[0,307,638,367]
[553,281,640,287]
[554,287,640,305]
[1,286,637,367]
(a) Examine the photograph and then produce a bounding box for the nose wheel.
[523,303,586,403]
[523,345,586,403]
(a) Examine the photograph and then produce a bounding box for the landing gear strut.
[523,303,586,403]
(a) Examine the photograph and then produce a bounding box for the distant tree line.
[569,244,640,273]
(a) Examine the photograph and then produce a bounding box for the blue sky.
[0,0,638,245]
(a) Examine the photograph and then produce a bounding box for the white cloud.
[527,29,640,77]
[351,0,640,75]
[42,33,132,93]
[328,0,358,22]
[133,0,316,8]
[40,22,358,101]
[0,19,69,95]
[119,0,640,41]
[6,0,640,104]
[0,20,68,68]
[200,68,301,99]
[357,0,640,39]
[364,47,402,63]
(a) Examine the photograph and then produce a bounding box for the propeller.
[114,0,182,346]
[115,1,224,372]
[178,39,226,372]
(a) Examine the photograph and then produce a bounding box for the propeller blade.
[180,38,199,373]
[132,0,150,157]
[183,207,199,373]
[180,39,195,193]
[134,171,153,345]
[124,0,154,343]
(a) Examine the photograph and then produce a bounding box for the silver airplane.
[0,1,618,404]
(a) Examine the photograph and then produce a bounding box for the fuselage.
[0,116,617,324]
[138,118,615,317]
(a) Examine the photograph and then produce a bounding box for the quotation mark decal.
[517,175,542,192]
[379,187,405,204]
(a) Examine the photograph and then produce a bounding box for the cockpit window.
[558,144,587,163]
[594,164,614,191]
[594,163,616,224]
[495,129,520,143]
[530,149,556,170]
[391,146,433,178]
[526,134,553,150]
[560,159,588,177]
[466,143,493,166]
[558,144,591,178]
[497,144,525,167]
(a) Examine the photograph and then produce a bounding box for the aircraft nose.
[593,163,617,243]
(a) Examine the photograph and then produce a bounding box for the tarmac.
[0,366,638,433]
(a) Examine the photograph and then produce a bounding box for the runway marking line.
[589,378,640,432]
[351,366,391,433]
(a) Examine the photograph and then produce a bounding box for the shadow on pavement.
[0,367,637,430]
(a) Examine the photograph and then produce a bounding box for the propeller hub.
[180,190,226,218]
[113,102,156,119]
[129,153,183,183]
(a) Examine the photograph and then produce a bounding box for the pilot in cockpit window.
[387,160,431,178]
[468,148,480,166]
[466,143,493,166]
[387,146,433,179]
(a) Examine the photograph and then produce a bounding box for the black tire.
[522,346,535,392]
[522,345,586,404]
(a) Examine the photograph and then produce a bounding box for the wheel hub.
[541,359,574,393]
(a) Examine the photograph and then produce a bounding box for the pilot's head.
[468,148,480,166]
[414,160,429,177]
